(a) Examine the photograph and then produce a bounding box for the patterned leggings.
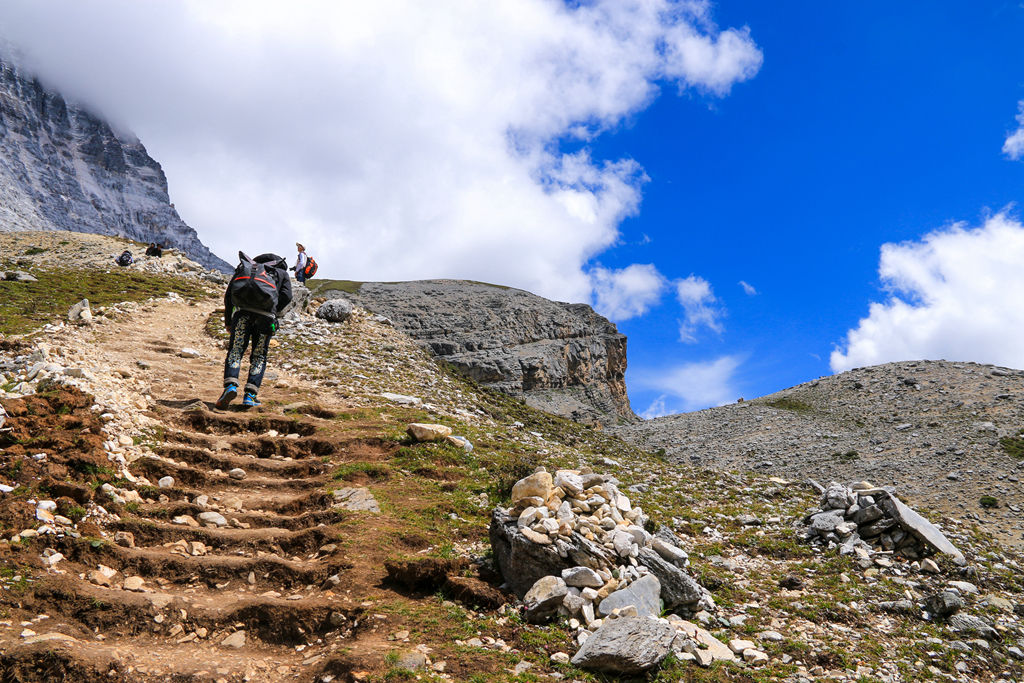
[223,311,273,393]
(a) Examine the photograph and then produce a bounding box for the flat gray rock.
[877,491,964,563]
[948,613,999,641]
[4,270,37,282]
[598,574,661,618]
[571,616,676,674]
[636,547,704,610]
[332,487,380,512]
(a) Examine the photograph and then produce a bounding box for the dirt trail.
[0,300,448,681]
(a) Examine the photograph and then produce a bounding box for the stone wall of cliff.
[0,58,229,272]
[336,280,637,427]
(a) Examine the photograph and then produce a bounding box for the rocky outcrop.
[336,280,636,426]
[0,57,229,272]
[614,359,1024,550]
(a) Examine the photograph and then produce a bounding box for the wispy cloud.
[676,274,724,342]
[1004,101,1024,160]
[738,280,757,295]
[831,213,1024,371]
[641,395,670,419]
[635,354,743,413]
[590,263,668,321]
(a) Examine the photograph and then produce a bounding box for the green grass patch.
[998,431,1024,459]
[831,449,859,461]
[763,396,814,413]
[333,462,391,481]
[0,267,213,335]
[308,279,365,295]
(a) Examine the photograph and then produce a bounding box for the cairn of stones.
[490,468,763,672]
[801,481,964,565]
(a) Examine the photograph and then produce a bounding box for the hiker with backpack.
[290,243,317,283]
[115,250,133,267]
[215,252,293,409]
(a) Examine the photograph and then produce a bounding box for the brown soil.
[0,299,525,682]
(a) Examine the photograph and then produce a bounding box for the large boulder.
[523,576,567,623]
[67,299,92,323]
[571,616,677,674]
[510,471,553,506]
[316,298,353,323]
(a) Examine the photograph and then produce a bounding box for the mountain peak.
[0,57,229,272]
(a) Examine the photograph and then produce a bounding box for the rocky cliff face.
[339,280,637,427]
[0,58,229,272]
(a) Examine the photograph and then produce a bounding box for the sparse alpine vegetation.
[0,231,1020,682]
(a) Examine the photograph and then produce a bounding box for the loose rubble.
[802,480,965,563]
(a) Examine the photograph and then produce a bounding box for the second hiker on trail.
[216,252,292,409]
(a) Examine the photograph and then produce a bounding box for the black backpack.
[228,252,280,314]
[116,250,133,267]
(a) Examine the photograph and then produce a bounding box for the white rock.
[123,576,146,592]
[198,511,228,527]
[157,476,174,488]
[406,423,453,442]
[729,639,756,654]
[42,552,64,567]
[562,566,604,588]
[221,630,246,648]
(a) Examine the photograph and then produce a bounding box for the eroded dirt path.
[0,299,469,681]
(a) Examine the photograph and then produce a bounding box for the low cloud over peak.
[0,0,761,313]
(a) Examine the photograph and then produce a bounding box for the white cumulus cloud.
[676,274,724,342]
[831,213,1024,372]
[1004,101,1024,160]
[636,354,743,414]
[738,280,757,295]
[0,0,761,309]
[590,263,668,320]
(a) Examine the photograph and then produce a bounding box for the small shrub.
[979,495,998,509]
[486,454,536,503]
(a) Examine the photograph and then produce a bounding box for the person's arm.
[276,271,293,315]
[223,287,232,329]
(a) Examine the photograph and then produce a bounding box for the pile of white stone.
[802,481,965,565]
[509,468,654,556]
[6,497,118,555]
[492,468,758,673]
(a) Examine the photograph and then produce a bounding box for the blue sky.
[4,1,1024,417]
[596,2,1024,416]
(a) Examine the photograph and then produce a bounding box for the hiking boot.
[242,391,260,408]
[215,385,237,409]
